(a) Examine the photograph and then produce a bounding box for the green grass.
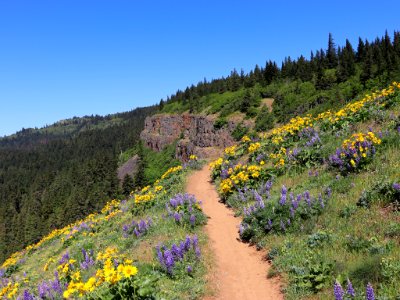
[213,90,400,299]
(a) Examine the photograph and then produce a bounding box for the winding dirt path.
[186,165,282,300]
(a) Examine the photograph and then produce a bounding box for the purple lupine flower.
[184,236,191,251]
[195,246,201,258]
[308,170,313,176]
[267,219,273,230]
[318,193,324,208]
[38,281,51,298]
[333,281,344,300]
[280,220,285,231]
[258,199,265,209]
[393,183,400,191]
[287,219,291,226]
[290,207,295,218]
[192,235,199,247]
[265,180,273,193]
[51,271,63,295]
[279,185,287,206]
[58,252,70,265]
[187,265,193,274]
[156,245,164,267]
[325,187,332,198]
[190,214,196,226]
[164,250,175,274]
[221,169,229,179]
[346,279,355,297]
[171,244,183,260]
[22,290,35,300]
[253,190,262,202]
[366,283,375,300]
[173,212,182,222]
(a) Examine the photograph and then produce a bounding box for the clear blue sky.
[0,0,398,136]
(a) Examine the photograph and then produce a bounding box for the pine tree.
[122,174,135,196]
[159,99,164,111]
[327,33,338,68]
[356,37,365,63]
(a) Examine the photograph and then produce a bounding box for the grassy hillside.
[209,82,400,299]
[0,160,209,299]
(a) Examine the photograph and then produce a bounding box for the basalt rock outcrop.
[140,114,245,160]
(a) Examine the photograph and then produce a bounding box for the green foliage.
[255,106,274,131]
[357,179,400,208]
[307,231,332,248]
[291,256,333,293]
[122,174,135,196]
[213,117,228,130]
[231,123,249,141]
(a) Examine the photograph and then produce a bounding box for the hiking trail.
[186,165,282,300]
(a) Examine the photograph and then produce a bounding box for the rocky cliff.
[140,114,244,160]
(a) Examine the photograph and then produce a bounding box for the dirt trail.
[186,165,282,300]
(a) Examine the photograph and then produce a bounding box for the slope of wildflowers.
[210,82,400,299]
[0,157,209,299]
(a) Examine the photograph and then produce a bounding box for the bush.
[213,117,228,130]
[255,106,274,131]
[231,123,249,141]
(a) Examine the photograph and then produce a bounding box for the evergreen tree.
[356,37,366,63]
[327,33,338,68]
[122,174,135,196]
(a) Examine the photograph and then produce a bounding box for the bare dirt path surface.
[186,165,283,300]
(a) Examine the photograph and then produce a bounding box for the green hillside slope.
[210,82,400,299]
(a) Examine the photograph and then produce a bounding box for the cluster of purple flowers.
[156,235,201,275]
[37,271,64,299]
[329,139,376,173]
[122,218,153,238]
[80,248,95,270]
[393,182,400,191]
[243,190,265,216]
[269,186,329,233]
[166,193,203,227]
[334,280,374,300]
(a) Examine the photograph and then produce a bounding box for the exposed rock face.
[117,155,140,181]
[140,114,241,160]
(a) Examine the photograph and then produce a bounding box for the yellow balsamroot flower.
[241,135,251,142]
[154,185,163,192]
[161,165,183,179]
[224,145,236,156]
[122,265,138,278]
[248,142,261,153]
[83,277,97,292]
[71,270,81,282]
[219,179,233,194]
[209,157,223,170]
[189,154,198,160]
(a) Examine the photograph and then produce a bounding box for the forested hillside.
[0,106,155,262]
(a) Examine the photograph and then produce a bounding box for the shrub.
[255,106,274,131]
